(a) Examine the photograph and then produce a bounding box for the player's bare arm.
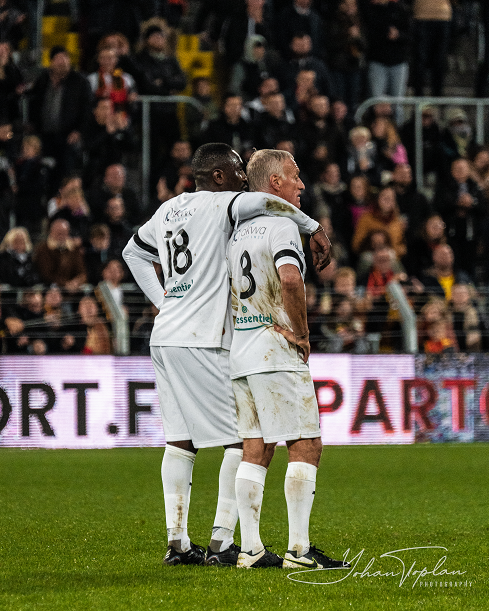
[274,263,310,363]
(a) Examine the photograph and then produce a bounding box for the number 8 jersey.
[226,215,308,379]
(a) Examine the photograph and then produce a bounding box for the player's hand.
[274,324,310,364]
[310,229,333,272]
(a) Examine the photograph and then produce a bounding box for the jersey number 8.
[240,250,256,299]
[164,229,193,277]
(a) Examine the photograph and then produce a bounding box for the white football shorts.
[232,370,321,443]
[150,346,241,448]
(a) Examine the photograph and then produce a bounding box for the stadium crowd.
[1,0,489,356]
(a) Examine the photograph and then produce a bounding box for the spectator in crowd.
[440,108,475,171]
[185,77,220,145]
[33,218,87,291]
[391,162,431,238]
[84,223,113,286]
[47,175,82,217]
[313,163,351,243]
[254,92,295,150]
[325,0,365,113]
[331,99,355,144]
[411,0,452,97]
[221,0,275,68]
[346,126,380,185]
[0,226,40,287]
[406,214,447,278]
[281,33,333,98]
[277,0,324,60]
[285,68,318,120]
[355,228,405,277]
[101,196,133,260]
[77,295,111,355]
[136,22,187,172]
[201,94,254,160]
[314,215,350,272]
[369,116,408,175]
[42,284,77,354]
[469,147,489,196]
[362,0,411,124]
[160,140,193,192]
[28,46,92,192]
[100,258,125,309]
[83,98,135,186]
[352,184,407,261]
[344,173,371,229]
[7,289,45,354]
[449,283,481,352]
[229,35,280,102]
[435,158,486,279]
[297,94,345,179]
[400,104,443,178]
[0,41,23,123]
[320,292,368,353]
[87,46,137,115]
[87,163,140,226]
[242,76,280,120]
[418,244,471,301]
[0,0,25,49]
[95,32,150,92]
[418,296,456,354]
[14,135,48,239]
[49,177,92,247]
[357,245,402,348]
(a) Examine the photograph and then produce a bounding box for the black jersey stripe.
[274,249,304,274]
[227,193,244,227]
[133,232,159,257]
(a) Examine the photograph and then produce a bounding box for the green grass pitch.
[1,445,487,611]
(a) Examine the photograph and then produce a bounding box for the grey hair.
[247,149,293,192]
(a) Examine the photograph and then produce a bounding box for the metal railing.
[387,280,418,354]
[96,281,129,355]
[354,96,488,189]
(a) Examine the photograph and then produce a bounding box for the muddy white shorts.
[232,370,320,443]
[150,345,241,448]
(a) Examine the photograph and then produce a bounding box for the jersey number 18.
[164,229,193,277]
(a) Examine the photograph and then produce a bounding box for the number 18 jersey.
[137,190,238,349]
[226,215,308,379]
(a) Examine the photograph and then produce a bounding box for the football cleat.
[283,544,351,569]
[237,546,284,568]
[163,541,206,566]
[205,543,241,566]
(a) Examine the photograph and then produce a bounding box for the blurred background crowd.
[1,0,489,356]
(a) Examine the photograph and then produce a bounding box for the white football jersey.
[227,215,309,378]
[124,191,318,349]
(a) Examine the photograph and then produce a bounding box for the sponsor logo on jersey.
[290,239,302,254]
[163,207,197,224]
[164,279,194,298]
[231,222,268,245]
[235,312,273,330]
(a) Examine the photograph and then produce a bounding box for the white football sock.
[285,461,317,557]
[161,444,196,553]
[235,461,267,555]
[210,448,243,553]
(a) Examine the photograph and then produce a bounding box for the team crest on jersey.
[164,207,197,224]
